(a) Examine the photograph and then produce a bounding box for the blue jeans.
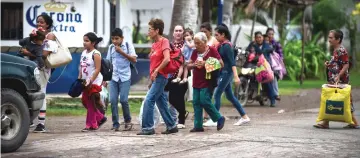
[214,71,246,116]
[142,75,176,131]
[263,82,276,105]
[271,76,279,96]
[109,79,131,128]
[169,105,178,123]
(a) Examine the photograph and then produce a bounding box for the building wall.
[1,0,111,47]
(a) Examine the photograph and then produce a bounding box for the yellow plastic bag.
[316,84,354,124]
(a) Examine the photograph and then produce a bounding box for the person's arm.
[275,41,284,58]
[155,49,170,72]
[21,48,36,57]
[185,40,195,48]
[187,60,196,70]
[187,50,198,70]
[78,65,82,79]
[219,59,224,68]
[151,48,170,81]
[337,49,350,81]
[91,52,102,83]
[115,44,137,63]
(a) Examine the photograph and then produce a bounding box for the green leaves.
[283,39,328,81]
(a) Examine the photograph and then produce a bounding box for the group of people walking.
[22,14,357,134]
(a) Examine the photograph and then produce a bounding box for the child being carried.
[172,28,195,84]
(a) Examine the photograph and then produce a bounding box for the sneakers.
[203,120,217,127]
[30,122,36,128]
[124,122,133,131]
[190,128,204,132]
[82,127,97,132]
[137,129,156,135]
[112,127,120,131]
[177,124,186,129]
[233,117,250,126]
[217,116,226,131]
[161,127,179,134]
[33,124,46,133]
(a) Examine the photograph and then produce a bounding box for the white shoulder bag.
[45,35,72,68]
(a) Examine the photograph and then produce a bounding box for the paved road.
[3,103,360,158]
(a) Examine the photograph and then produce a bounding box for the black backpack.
[92,50,113,81]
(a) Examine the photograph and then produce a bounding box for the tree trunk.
[202,0,211,23]
[272,4,276,28]
[223,0,234,37]
[170,0,199,36]
[300,9,306,85]
[133,10,141,43]
[250,8,258,40]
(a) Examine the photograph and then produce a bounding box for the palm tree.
[169,0,199,35]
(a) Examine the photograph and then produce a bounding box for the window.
[1,3,23,40]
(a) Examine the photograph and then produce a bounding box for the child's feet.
[172,78,181,83]
[33,124,46,133]
[179,78,188,84]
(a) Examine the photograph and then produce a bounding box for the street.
[3,102,360,158]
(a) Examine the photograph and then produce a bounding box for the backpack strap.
[125,42,139,74]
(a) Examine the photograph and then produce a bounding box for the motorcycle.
[234,47,270,106]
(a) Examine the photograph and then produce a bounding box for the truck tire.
[1,88,30,153]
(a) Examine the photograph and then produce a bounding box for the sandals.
[343,124,360,129]
[313,124,329,129]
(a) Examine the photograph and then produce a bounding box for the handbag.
[45,35,72,68]
[317,84,353,124]
[68,79,86,98]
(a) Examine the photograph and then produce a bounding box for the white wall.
[1,0,110,47]
[130,0,173,35]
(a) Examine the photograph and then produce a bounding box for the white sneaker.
[203,120,217,127]
[233,117,250,126]
[177,124,186,129]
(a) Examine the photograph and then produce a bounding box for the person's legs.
[224,83,246,117]
[169,83,187,125]
[180,65,189,83]
[119,80,132,123]
[200,88,221,123]
[173,65,184,83]
[109,80,120,128]
[192,88,203,129]
[34,83,48,132]
[139,75,168,134]
[264,83,276,106]
[156,91,177,131]
[214,71,232,111]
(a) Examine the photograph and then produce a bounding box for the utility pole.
[217,0,224,25]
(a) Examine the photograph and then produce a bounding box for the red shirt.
[190,46,221,89]
[150,38,171,78]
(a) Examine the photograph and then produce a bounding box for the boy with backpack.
[106,28,138,131]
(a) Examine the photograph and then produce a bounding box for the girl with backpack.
[212,24,250,126]
[78,32,107,132]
